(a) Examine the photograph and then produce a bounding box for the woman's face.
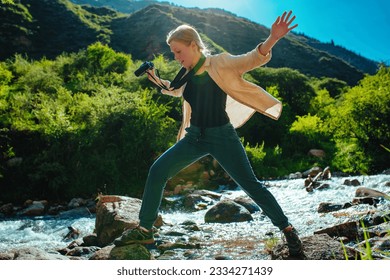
[170,40,200,70]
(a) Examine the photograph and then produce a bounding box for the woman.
[115,11,303,256]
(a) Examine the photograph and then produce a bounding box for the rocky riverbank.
[0,172,389,260]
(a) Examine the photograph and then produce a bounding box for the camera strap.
[170,54,206,90]
[149,54,206,91]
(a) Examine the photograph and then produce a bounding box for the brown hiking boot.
[114,226,154,246]
[283,225,303,256]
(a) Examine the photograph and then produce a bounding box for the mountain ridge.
[0,0,379,85]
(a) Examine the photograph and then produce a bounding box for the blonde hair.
[166,24,210,55]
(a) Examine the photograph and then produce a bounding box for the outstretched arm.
[259,11,298,56]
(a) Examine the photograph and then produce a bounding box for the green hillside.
[0,0,380,85]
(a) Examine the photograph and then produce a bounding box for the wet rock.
[351,236,390,259]
[363,221,390,237]
[317,202,352,213]
[288,172,302,179]
[271,234,356,260]
[372,212,390,225]
[0,203,14,216]
[89,245,114,260]
[192,189,222,200]
[373,238,390,251]
[214,255,233,260]
[63,226,80,241]
[47,204,67,215]
[233,196,260,213]
[305,167,331,192]
[11,248,69,260]
[65,246,101,258]
[83,233,99,246]
[68,198,86,208]
[109,244,153,260]
[164,230,186,237]
[352,197,380,206]
[355,187,389,199]
[343,178,361,186]
[0,252,14,260]
[302,166,323,177]
[94,195,142,246]
[183,194,214,210]
[181,220,201,231]
[19,200,47,216]
[157,242,201,253]
[204,199,253,223]
[58,207,92,218]
[157,250,179,260]
[314,221,358,241]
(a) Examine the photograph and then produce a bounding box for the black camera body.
[134,61,154,77]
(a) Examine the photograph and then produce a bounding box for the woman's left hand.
[270,11,298,40]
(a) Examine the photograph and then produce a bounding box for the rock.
[271,234,356,260]
[308,149,326,158]
[204,199,253,223]
[317,202,352,213]
[192,189,222,200]
[343,178,361,186]
[305,167,331,192]
[47,204,67,215]
[355,187,389,199]
[183,194,214,210]
[89,245,114,260]
[19,200,47,216]
[68,197,86,208]
[363,221,390,237]
[303,166,323,177]
[65,246,101,258]
[372,212,390,225]
[109,244,153,260]
[157,242,200,253]
[0,252,14,260]
[63,226,80,241]
[233,196,260,213]
[352,197,379,206]
[83,233,99,246]
[0,203,14,216]
[289,172,302,179]
[314,221,358,241]
[58,207,92,218]
[351,236,390,259]
[94,195,142,246]
[11,248,69,260]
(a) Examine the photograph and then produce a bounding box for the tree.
[328,66,390,173]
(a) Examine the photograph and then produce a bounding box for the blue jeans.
[139,123,290,230]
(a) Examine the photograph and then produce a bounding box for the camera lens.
[134,61,154,77]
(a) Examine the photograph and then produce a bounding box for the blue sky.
[159,0,390,63]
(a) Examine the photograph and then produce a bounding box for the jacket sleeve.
[223,43,272,75]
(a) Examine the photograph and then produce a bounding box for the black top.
[183,71,230,128]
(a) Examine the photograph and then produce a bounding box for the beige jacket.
[161,44,282,141]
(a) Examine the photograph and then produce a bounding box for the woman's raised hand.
[271,11,298,40]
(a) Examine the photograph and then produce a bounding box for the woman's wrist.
[258,35,278,56]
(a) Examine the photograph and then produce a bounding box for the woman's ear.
[190,41,198,51]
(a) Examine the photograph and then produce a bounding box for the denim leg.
[208,125,290,230]
[139,135,206,229]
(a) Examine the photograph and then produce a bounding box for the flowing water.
[1,174,389,259]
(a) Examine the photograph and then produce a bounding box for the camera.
[134,61,154,77]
